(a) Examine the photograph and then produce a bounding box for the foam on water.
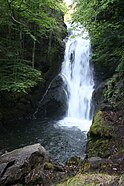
[58,117,92,132]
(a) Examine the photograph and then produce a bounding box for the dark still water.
[0,119,87,163]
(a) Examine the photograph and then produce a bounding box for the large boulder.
[86,110,114,158]
[0,143,49,185]
[0,144,82,186]
[88,73,124,159]
[35,74,68,119]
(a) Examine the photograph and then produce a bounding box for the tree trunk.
[32,39,36,68]
[19,28,23,58]
[48,31,52,57]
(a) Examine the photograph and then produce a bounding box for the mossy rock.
[86,139,111,158]
[86,110,114,158]
[66,156,82,166]
[44,162,54,170]
[88,110,113,138]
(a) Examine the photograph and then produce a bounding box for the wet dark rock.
[88,157,105,169]
[0,150,4,156]
[92,81,106,112]
[35,75,68,119]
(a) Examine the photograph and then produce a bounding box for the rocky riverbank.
[55,74,124,186]
[0,73,123,186]
[0,143,82,186]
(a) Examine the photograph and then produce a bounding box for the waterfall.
[58,24,94,131]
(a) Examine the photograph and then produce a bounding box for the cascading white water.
[58,24,94,131]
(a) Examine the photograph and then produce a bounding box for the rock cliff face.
[35,75,68,119]
[86,72,124,174]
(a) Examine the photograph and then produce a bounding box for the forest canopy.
[0,0,66,93]
[72,0,124,78]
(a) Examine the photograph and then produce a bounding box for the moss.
[44,162,54,170]
[55,173,118,186]
[104,76,116,100]
[87,139,111,158]
[104,73,124,109]
[81,161,91,172]
[88,110,113,138]
[66,156,82,166]
[86,110,114,158]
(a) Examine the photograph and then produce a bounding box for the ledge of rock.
[0,143,49,185]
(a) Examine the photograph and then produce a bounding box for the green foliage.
[104,73,124,109]
[104,76,116,100]
[72,0,124,78]
[0,0,66,93]
[0,60,42,93]
[116,49,124,72]
[87,139,111,158]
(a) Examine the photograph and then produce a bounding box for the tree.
[0,0,66,93]
[72,0,124,78]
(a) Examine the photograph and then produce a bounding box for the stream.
[0,119,87,163]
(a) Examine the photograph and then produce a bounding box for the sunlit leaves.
[0,0,66,93]
[0,60,42,93]
[72,0,124,76]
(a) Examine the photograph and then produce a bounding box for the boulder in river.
[0,143,49,185]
